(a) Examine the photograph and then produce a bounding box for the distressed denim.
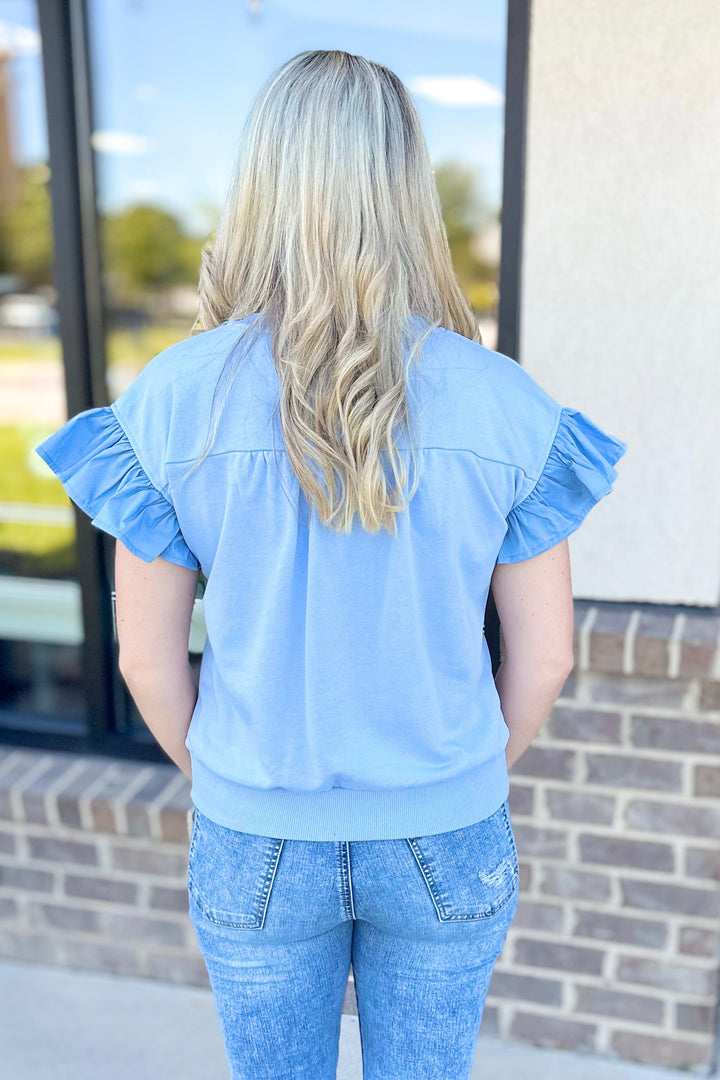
[187,798,519,1080]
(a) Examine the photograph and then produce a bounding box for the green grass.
[0,322,193,365]
[0,336,61,362]
[2,425,69,503]
[0,425,74,573]
[0,322,195,575]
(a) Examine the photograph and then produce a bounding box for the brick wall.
[487,602,720,1073]
[0,600,718,1073]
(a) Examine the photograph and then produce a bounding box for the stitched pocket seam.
[187,812,284,929]
[405,803,519,922]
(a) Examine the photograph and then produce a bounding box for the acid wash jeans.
[187,798,519,1080]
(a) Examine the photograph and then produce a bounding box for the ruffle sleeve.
[34,406,200,570]
[496,406,627,564]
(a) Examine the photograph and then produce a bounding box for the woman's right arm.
[490,538,576,769]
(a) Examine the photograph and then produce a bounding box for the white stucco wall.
[520,0,720,605]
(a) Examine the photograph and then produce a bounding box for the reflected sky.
[2,0,506,235]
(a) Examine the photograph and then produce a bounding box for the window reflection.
[86,0,508,730]
[87,0,506,393]
[0,0,507,733]
[0,3,85,721]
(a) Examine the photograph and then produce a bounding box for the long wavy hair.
[185,49,481,536]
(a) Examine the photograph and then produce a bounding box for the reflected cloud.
[91,130,152,155]
[0,19,41,56]
[407,75,504,107]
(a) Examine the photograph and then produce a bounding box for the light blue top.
[34,316,627,840]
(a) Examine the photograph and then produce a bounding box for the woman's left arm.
[114,539,200,780]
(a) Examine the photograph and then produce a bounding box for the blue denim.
[187,798,519,1080]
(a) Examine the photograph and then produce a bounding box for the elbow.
[501,646,575,679]
[548,650,575,680]
[118,658,141,684]
[118,654,155,683]
[559,650,576,677]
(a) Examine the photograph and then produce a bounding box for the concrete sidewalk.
[0,958,694,1079]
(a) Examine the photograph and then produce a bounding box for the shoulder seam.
[509,403,565,512]
[110,400,171,498]
[165,443,536,482]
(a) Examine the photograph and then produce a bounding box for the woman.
[35,49,627,1080]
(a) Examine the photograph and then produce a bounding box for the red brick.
[0,897,18,920]
[616,955,716,996]
[21,757,83,825]
[685,847,720,881]
[547,706,621,744]
[0,863,54,892]
[514,938,604,975]
[55,759,115,829]
[579,834,674,872]
[625,799,720,837]
[540,866,611,902]
[546,789,615,825]
[64,874,138,904]
[632,714,720,753]
[586,754,682,792]
[159,808,192,844]
[149,885,188,913]
[488,970,563,1006]
[97,911,185,947]
[679,926,720,958]
[0,830,15,856]
[478,1004,499,1037]
[126,768,178,838]
[518,861,532,890]
[680,616,720,678]
[621,877,720,918]
[694,765,720,798]
[88,763,152,834]
[90,802,116,833]
[556,672,577,699]
[26,901,100,933]
[0,754,56,811]
[588,608,633,673]
[0,927,64,964]
[511,899,564,933]
[28,836,98,866]
[588,674,690,709]
[508,783,534,816]
[675,1002,716,1034]
[574,985,664,1025]
[110,845,187,878]
[610,1031,710,1070]
[573,910,667,949]
[510,746,575,781]
[510,1010,596,1051]
[633,611,675,678]
[699,681,720,713]
[513,824,567,859]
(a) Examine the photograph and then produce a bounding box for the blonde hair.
[186,49,481,536]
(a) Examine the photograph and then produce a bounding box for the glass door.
[0,1,87,732]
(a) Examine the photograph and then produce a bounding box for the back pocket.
[188,808,284,929]
[406,800,519,922]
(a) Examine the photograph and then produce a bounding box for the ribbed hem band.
[188,751,510,841]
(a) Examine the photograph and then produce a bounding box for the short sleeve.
[34,406,200,570]
[496,406,627,564]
